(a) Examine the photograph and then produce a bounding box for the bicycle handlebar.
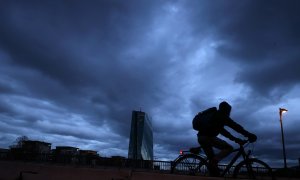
[238,139,249,146]
[231,139,252,152]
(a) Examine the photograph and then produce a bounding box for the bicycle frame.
[220,144,250,177]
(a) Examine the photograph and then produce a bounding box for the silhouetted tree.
[9,135,29,148]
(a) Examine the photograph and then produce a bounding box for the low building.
[0,148,9,159]
[54,146,79,163]
[79,150,98,156]
[55,146,79,155]
[22,140,51,154]
[10,140,51,160]
[79,150,99,166]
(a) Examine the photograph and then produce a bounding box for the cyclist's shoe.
[210,169,220,177]
[209,166,220,177]
[208,159,221,177]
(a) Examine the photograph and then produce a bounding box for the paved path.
[0,161,223,180]
[3,160,296,180]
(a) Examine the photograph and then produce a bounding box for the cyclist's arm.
[220,128,238,142]
[225,117,252,137]
[221,128,247,145]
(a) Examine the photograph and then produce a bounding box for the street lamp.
[279,108,288,169]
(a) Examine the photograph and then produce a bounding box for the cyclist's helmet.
[219,101,231,117]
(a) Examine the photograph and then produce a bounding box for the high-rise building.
[128,110,153,160]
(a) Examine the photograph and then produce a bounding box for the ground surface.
[0,160,297,180]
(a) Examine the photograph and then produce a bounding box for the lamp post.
[279,108,288,169]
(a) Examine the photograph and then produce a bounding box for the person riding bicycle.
[196,101,257,176]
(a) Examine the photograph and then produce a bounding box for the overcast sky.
[0,0,299,168]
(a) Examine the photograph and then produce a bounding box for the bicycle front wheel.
[233,158,274,180]
[171,154,209,176]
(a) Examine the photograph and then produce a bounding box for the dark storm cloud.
[0,0,180,148]
[221,1,300,97]
[183,0,300,97]
[0,2,165,109]
[236,58,300,98]
[0,0,160,87]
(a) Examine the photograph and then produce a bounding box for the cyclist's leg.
[198,136,220,176]
[197,136,215,161]
[212,137,233,162]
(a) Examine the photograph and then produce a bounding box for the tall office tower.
[128,110,153,160]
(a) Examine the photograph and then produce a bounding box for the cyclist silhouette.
[196,101,257,176]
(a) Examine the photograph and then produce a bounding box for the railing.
[1,152,299,178]
[0,152,172,169]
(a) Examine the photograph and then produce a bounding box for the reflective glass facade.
[128,111,153,160]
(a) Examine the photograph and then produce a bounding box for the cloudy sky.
[0,0,299,168]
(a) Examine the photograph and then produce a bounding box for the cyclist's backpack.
[192,107,217,131]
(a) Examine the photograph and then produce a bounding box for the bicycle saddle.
[189,147,202,154]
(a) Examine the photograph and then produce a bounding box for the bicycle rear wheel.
[233,158,274,180]
[171,154,209,176]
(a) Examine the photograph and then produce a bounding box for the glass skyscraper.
[128,110,153,160]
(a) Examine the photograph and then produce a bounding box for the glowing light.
[279,108,288,116]
[280,108,288,113]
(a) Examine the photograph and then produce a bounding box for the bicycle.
[171,140,274,179]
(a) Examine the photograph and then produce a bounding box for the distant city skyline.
[0,1,299,168]
[8,137,98,154]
